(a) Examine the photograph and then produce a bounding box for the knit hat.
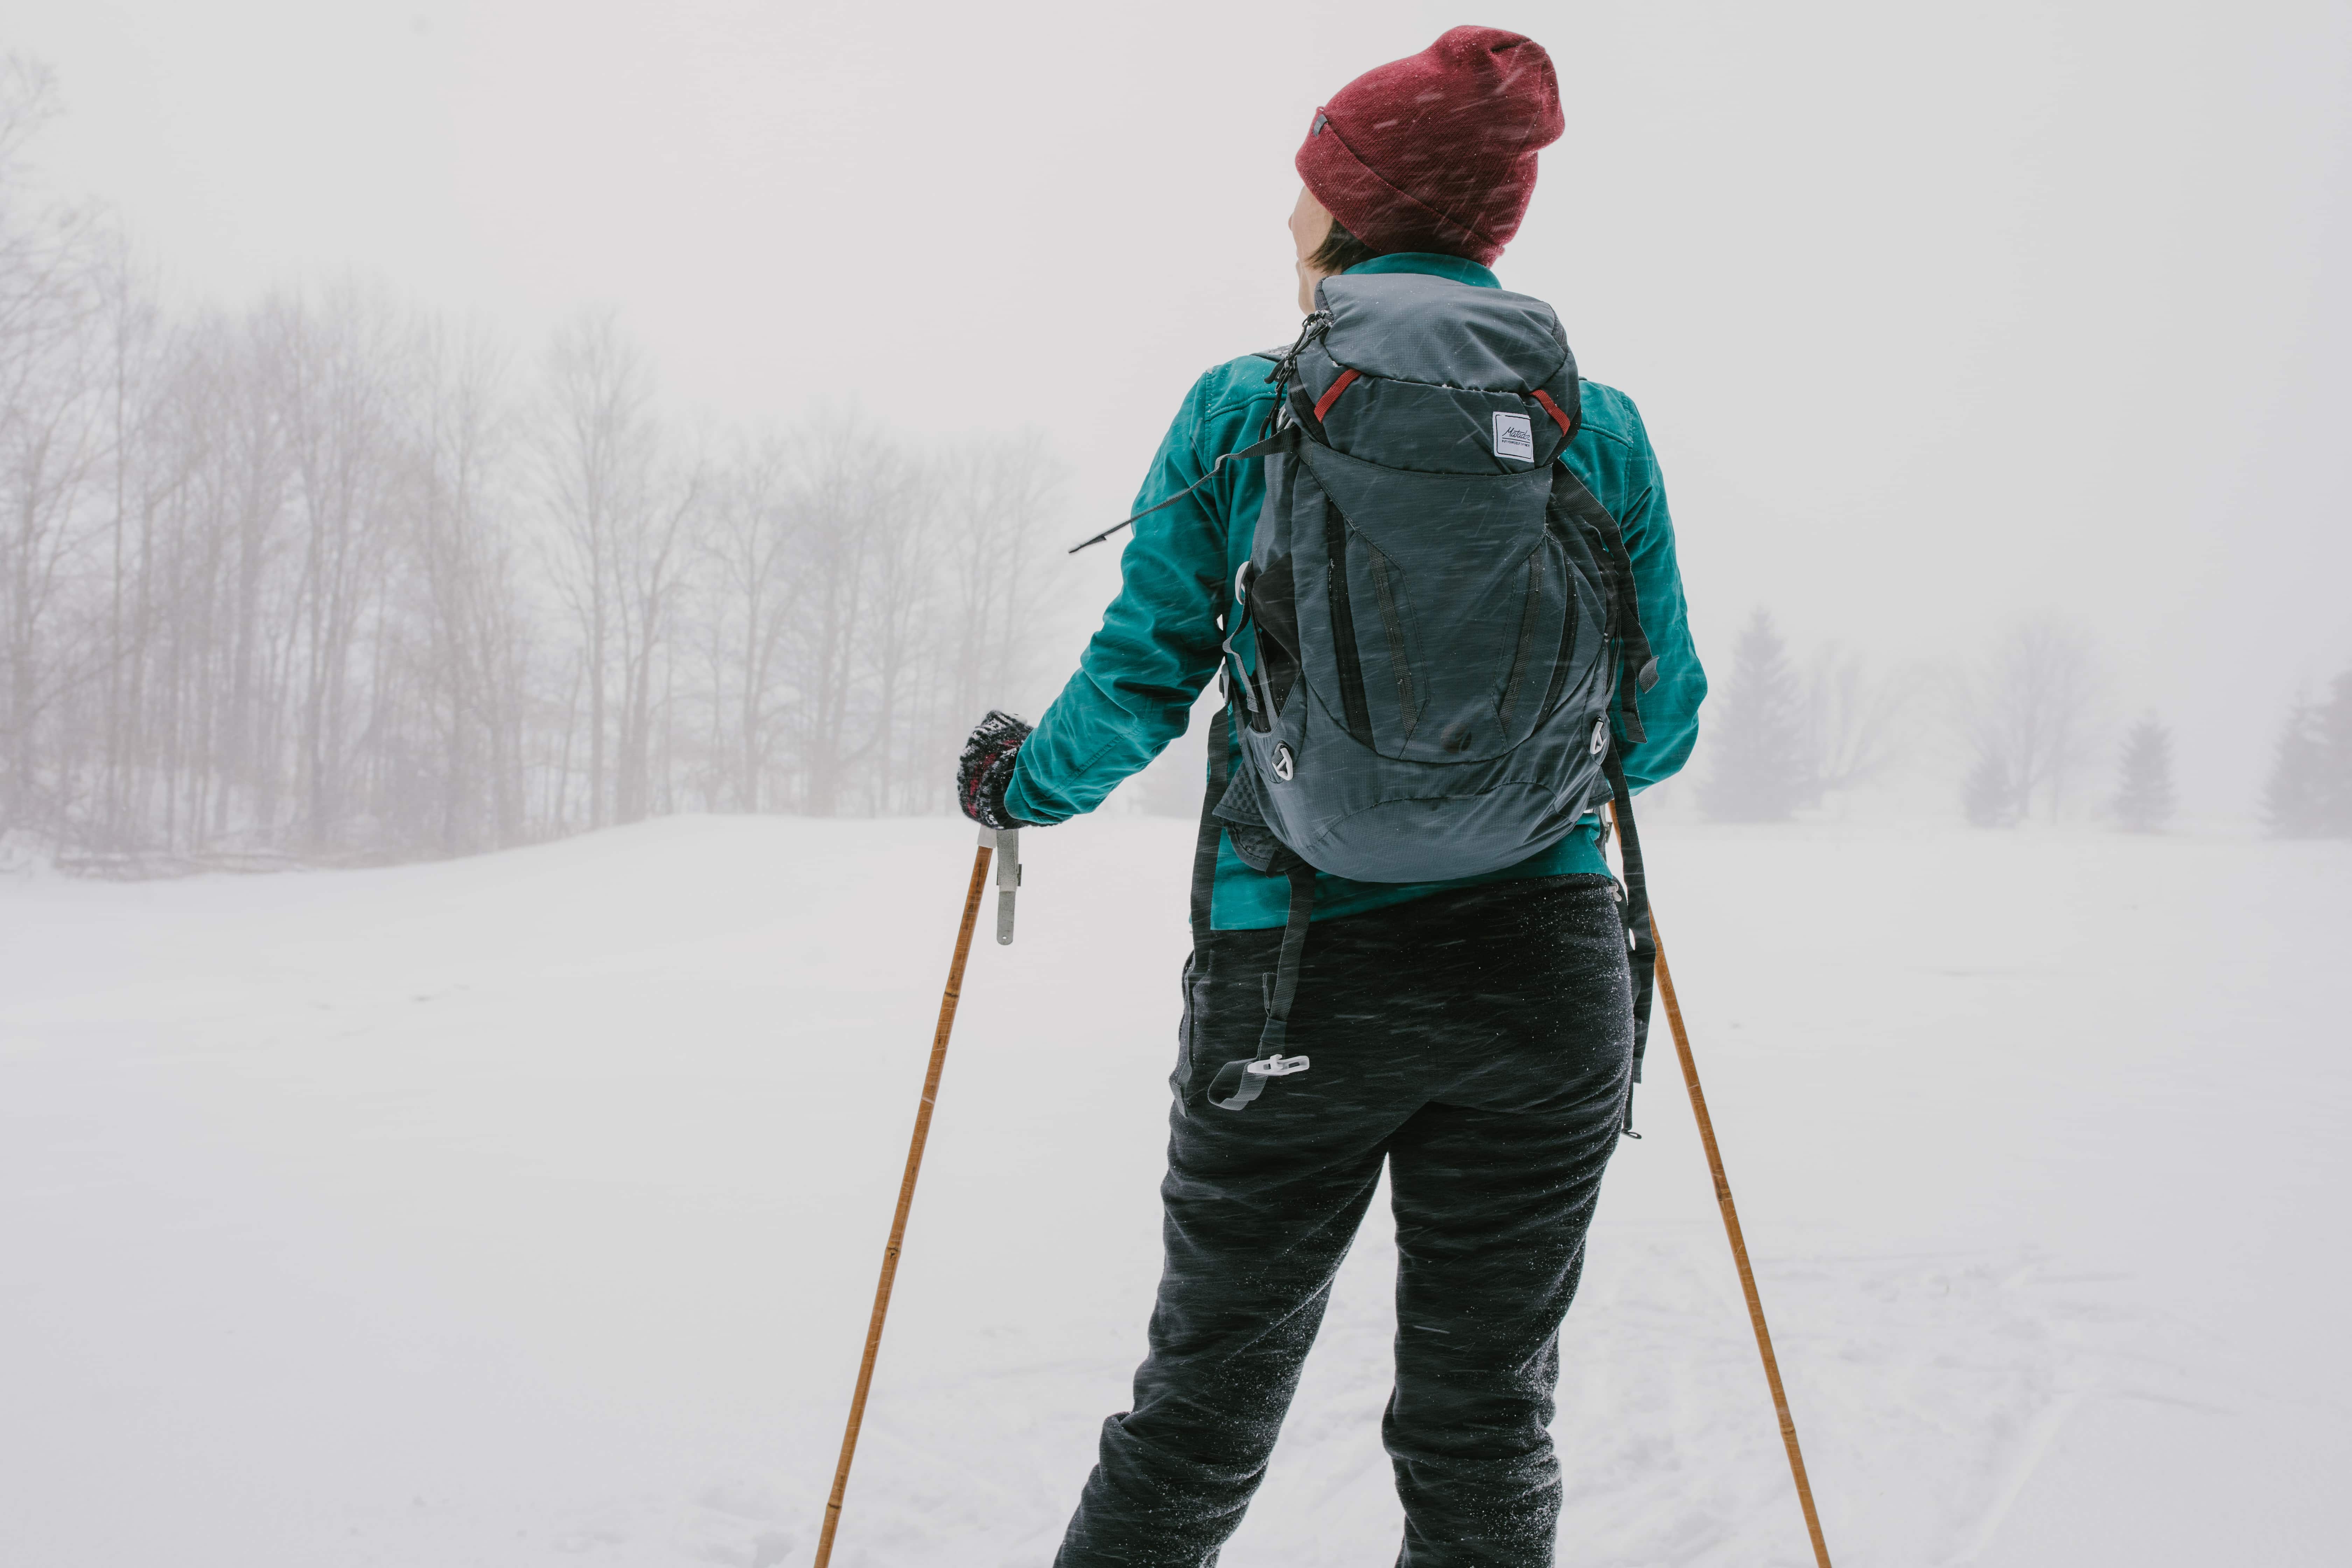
[1294,26,1564,267]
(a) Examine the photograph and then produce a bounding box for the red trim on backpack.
[1530,387,1577,440]
[1312,368,1361,424]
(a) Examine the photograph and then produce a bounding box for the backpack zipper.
[1323,506,1375,743]
[1496,551,1545,731]
[1365,546,1419,739]
[1539,533,1583,718]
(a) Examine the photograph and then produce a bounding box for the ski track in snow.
[1,814,2344,1567]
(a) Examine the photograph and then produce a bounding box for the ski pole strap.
[1066,429,1294,555]
[1206,859,1317,1112]
[1604,748,1657,1137]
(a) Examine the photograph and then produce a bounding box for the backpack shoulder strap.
[1189,707,1233,944]
[1549,465,1661,742]
[1603,746,1658,1137]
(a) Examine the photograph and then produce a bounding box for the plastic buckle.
[1245,1054,1310,1078]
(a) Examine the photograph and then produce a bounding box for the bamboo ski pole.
[1650,914,1833,1568]
[813,826,1014,1568]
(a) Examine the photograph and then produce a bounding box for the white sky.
[13,0,2351,814]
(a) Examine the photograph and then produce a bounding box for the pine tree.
[1700,609,1813,822]
[2316,669,2352,837]
[2110,716,2175,832]
[1962,744,2023,827]
[2261,701,2327,837]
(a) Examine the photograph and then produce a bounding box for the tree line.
[1698,605,2350,836]
[0,60,1065,871]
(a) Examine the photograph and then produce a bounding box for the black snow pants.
[1053,873,1635,1568]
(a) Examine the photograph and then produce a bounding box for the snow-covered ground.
[2,814,2345,1567]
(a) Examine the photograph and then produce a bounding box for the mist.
[14,0,2348,836]
[4,6,2350,1567]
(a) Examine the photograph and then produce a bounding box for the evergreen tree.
[2261,701,2327,837]
[1700,609,1812,822]
[2317,669,2352,836]
[1962,744,2023,827]
[2110,716,2175,832]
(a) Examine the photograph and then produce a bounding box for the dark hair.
[1308,216,1382,275]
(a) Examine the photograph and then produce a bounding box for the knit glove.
[957,710,1036,830]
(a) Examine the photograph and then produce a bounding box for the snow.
[2,814,2346,1567]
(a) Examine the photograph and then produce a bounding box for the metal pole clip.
[990,827,1022,945]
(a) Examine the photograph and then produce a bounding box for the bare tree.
[783,415,883,818]
[537,309,660,831]
[274,283,416,848]
[408,317,529,853]
[939,431,1065,769]
[0,57,1081,872]
[0,70,107,836]
[1952,614,2107,826]
[1806,644,1916,799]
[701,431,802,812]
[610,436,703,824]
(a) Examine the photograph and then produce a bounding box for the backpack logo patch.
[1492,411,1534,463]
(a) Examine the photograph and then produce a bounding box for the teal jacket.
[1006,252,1706,930]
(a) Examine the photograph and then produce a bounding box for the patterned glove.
[957,710,1036,830]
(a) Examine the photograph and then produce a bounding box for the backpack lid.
[1315,271,1572,394]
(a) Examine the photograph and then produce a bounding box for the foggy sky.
[15,0,2350,816]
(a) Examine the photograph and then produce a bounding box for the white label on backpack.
[1493,411,1535,462]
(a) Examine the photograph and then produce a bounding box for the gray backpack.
[1077,271,1660,1117]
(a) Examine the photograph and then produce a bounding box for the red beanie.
[1295,26,1564,267]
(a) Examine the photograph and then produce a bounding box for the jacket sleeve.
[1002,373,1239,825]
[1611,404,1707,792]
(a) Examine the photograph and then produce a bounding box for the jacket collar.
[1341,252,1501,290]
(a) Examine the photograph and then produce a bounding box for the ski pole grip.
[991,828,1022,945]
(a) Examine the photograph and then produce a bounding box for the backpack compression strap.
[1312,369,1361,423]
[1189,706,1318,1113]
[1602,747,1658,1138]
[1530,386,1582,446]
[1190,708,1232,944]
[1205,860,1317,1112]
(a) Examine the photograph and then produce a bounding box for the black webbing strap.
[1258,860,1317,1055]
[1550,468,1660,743]
[1189,708,1232,945]
[1206,859,1317,1112]
[1067,429,1295,555]
[1604,747,1657,1138]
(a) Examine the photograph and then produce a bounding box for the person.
[955,27,1705,1568]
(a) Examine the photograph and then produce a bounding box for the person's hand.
[957,710,1035,830]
